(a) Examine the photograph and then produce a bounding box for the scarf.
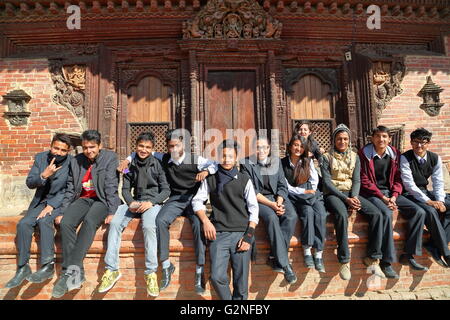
[215,165,238,194]
[47,152,68,168]
[135,155,152,191]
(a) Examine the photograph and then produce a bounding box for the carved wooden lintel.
[181,0,282,40]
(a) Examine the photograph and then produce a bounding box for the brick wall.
[379,44,450,165]
[0,58,83,212]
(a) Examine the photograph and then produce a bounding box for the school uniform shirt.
[127,151,217,174]
[283,157,319,195]
[191,174,259,230]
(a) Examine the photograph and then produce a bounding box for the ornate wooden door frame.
[116,65,179,158]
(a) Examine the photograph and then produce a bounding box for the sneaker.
[145,272,159,297]
[363,257,386,279]
[98,269,122,293]
[160,263,175,291]
[339,263,351,280]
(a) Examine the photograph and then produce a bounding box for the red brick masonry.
[1,211,449,300]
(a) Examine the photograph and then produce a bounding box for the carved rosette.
[49,59,87,129]
[182,0,282,40]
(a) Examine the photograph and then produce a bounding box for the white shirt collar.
[289,157,301,168]
[372,145,388,159]
[258,157,269,166]
[168,151,186,166]
[414,152,427,162]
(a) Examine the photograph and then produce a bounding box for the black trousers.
[258,195,298,267]
[325,193,383,263]
[405,192,450,257]
[60,198,108,272]
[16,203,58,267]
[366,191,425,263]
[209,231,252,300]
[155,195,206,266]
[289,194,328,251]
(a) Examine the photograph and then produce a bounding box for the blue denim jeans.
[104,203,161,274]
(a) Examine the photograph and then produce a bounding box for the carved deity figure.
[63,65,86,90]
[243,23,253,39]
[224,13,242,38]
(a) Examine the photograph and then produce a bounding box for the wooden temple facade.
[1,0,449,161]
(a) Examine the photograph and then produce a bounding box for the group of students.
[4,123,450,300]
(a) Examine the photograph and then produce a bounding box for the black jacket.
[26,151,71,216]
[122,155,170,205]
[240,156,288,200]
[61,149,120,215]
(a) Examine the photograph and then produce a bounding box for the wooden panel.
[127,76,170,123]
[206,70,256,158]
[206,71,234,140]
[290,74,331,120]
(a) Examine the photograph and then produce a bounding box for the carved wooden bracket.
[372,59,405,118]
[49,59,87,130]
[182,0,282,40]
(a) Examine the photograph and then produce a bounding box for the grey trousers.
[325,193,383,263]
[405,192,450,257]
[289,194,328,251]
[209,231,252,300]
[60,198,108,272]
[16,202,58,267]
[367,192,425,262]
[155,195,206,266]
[258,195,297,267]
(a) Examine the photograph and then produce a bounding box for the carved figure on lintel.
[224,13,242,38]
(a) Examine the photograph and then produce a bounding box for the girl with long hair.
[281,134,328,273]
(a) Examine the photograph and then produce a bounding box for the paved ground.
[285,286,450,300]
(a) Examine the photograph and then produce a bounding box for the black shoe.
[443,256,450,268]
[194,272,205,295]
[314,257,326,273]
[283,264,297,284]
[380,263,399,279]
[27,262,55,283]
[267,257,284,273]
[5,264,31,289]
[304,255,315,268]
[160,263,175,291]
[424,243,447,267]
[399,254,428,271]
[51,274,69,298]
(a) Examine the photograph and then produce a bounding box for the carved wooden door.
[205,70,256,158]
[126,76,172,153]
[290,73,335,151]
